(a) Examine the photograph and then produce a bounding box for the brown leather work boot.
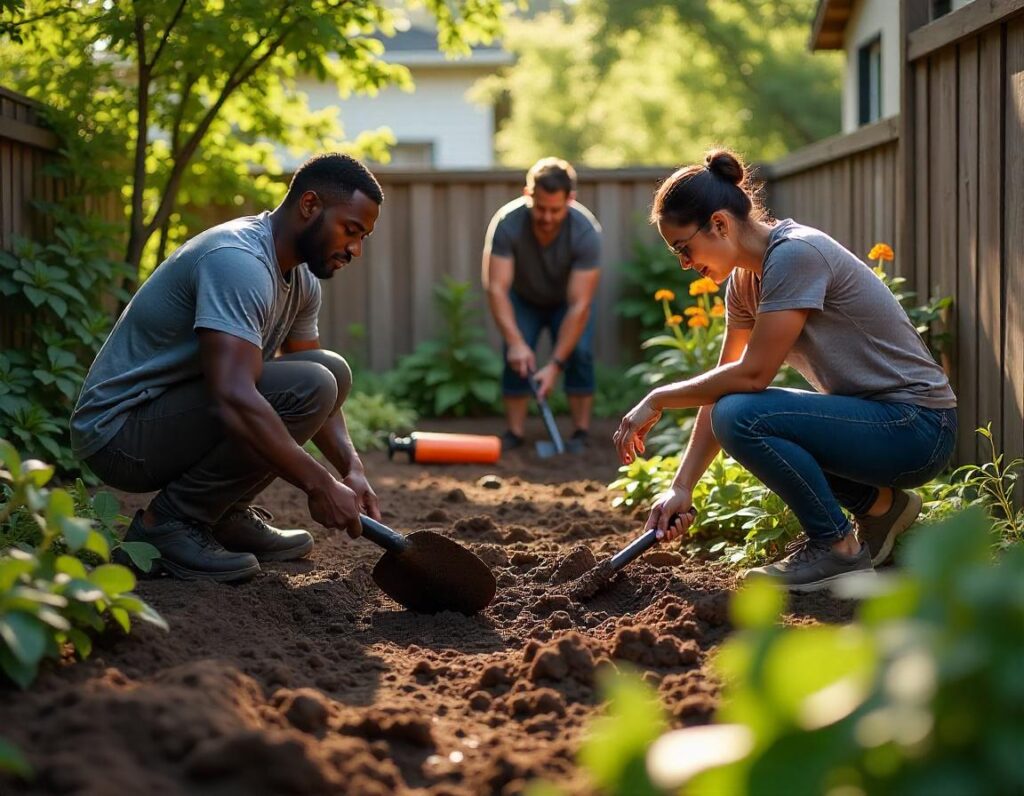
[212,505,314,562]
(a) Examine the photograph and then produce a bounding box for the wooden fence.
[0,87,121,349]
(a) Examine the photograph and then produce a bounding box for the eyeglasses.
[668,218,710,266]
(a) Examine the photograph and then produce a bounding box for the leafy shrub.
[0,211,131,476]
[0,439,165,689]
[646,507,1024,795]
[615,238,699,336]
[343,392,417,451]
[391,277,502,417]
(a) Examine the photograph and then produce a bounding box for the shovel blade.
[535,440,558,458]
[372,530,496,614]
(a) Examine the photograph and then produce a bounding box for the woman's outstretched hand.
[645,486,696,542]
[613,395,662,464]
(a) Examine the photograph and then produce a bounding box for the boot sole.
[252,536,315,563]
[114,550,261,584]
[871,491,923,567]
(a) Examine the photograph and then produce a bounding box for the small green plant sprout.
[0,439,167,689]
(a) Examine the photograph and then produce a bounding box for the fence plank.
[957,37,981,465]
[914,60,931,308]
[978,26,1005,456]
[1004,17,1024,503]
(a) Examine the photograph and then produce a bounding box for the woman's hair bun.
[705,149,745,186]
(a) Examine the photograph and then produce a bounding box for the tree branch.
[147,0,189,75]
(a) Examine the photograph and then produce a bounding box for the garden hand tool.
[387,431,501,464]
[359,515,496,614]
[527,372,586,456]
[568,508,697,600]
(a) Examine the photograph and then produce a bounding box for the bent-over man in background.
[71,153,383,583]
[482,157,602,451]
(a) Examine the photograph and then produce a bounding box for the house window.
[858,36,882,126]
[931,0,952,19]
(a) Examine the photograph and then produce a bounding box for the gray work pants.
[85,349,351,525]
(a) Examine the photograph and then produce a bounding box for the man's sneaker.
[743,536,873,593]
[501,430,525,451]
[855,489,923,566]
[119,510,260,583]
[212,505,314,562]
[569,428,590,450]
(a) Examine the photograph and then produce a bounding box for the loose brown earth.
[0,418,851,795]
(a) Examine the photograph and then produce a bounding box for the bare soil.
[0,418,851,795]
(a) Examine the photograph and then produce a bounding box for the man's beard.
[296,212,337,279]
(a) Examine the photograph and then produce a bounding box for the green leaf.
[89,564,135,596]
[730,577,785,629]
[118,541,159,573]
[84,530,111,561]
[0,613,47,666]
[58,516,92,552]
[66,628,92,659]
[109,606,131,633]
[0,644,37,689]
[0,439,22,476]
[55,554,88,580]
[91,491,120,526]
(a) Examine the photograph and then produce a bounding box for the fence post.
[898,0,932,282]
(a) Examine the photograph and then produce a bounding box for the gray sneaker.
[855,489,923,566]
[743,536,873,593]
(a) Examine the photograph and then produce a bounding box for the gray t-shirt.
[71,212,322,458]
[484,197,602,308]
[726,219,956,408]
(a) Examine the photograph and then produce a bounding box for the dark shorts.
[502,291,595,396]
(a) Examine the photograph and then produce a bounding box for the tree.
[473,0,840,167]
[0,0,505,278]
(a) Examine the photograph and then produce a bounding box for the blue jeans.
[501,290,596,396]
[710,388,958,542]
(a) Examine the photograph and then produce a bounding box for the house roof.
[809,0,856,51]
[376,26,513,67]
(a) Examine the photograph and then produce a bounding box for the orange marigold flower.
[710,300,725,317]
[688,314,710,328]
[666,314,683,327]
[684,306,706,316]
[689,277,719,296]
[868,243,894,261]
[654,289,676,301]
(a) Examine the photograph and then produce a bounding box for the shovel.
[359,515,497,614]
[568,508,697,600]
[527,373,585,457]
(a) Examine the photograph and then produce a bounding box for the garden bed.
[0,417,852,795]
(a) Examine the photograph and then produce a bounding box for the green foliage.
[0,736,30,779]
[0,0,506,276]
[343,392,417,451]
[0,213,132,475]
[391,278,502,417]
[475,0,841,167]
[615,239,699,337]
[578,669,667,796]
[592,364,647,419]
[0,439,166,690]
[664,508,1024,795]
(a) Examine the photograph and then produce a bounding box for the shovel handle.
[607,508,697,572]
[359,515,410,555]
[527,373,566,454]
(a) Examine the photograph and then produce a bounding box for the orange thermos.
[387,432,501,464]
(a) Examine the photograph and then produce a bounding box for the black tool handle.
[359,515,410,554]
[607,508,697,572]
[528,374,566,454]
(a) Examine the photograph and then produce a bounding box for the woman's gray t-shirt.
[726,219,956,408]
[70,212,321,459]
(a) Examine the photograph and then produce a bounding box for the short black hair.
[285,153,384,207]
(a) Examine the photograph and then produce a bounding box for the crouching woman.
[614,149,957,592]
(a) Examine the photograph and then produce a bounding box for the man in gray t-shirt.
[482,157,602,450]
[71,153,385,583]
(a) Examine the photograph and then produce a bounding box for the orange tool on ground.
[387,431,501,464]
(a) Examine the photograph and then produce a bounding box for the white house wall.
[293,66,497,169]
[842,0,901,133]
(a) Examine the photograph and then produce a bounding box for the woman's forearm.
[649,360,761,411]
